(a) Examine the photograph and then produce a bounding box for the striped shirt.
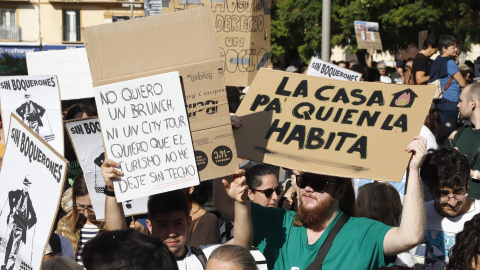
[75,223,99,268]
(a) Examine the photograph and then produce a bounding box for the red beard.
[298,194,335,230]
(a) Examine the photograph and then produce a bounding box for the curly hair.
[420,147,470,190]
[447,213,480,270]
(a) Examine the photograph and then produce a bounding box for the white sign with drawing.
[0,76,64,155]
[65,118,148,219]
[0,115,66,270]
[94,71,200,202]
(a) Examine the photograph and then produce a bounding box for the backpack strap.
[306,214,350,270]
[190,247,208,269]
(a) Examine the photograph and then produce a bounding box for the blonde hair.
[356,182,402,226]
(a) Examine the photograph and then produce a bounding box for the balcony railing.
[0,26,21,41]
[62,25,81,42]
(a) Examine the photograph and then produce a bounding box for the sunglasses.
[296,175,336,193]
[378,67,386,70]
[251,186,282,198]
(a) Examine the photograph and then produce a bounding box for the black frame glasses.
[296,175,336,193]
[76,204,94,213]
[251,186,282,198]
[434,193,468,204]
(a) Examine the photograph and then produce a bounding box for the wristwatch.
[104,186,116,197]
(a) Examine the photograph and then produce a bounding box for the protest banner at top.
[0,114,67,270]
[159,0,271,87]
[26,48,94,101]
[65,118,148,219]
[94,71,200,202]
[83,7,238,182]
[0,76,64,155]
[354,21,383,50]
[306,57,362,82]
[234,68,435,182]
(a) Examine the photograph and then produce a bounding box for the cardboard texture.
[354,21,383,50]
[306,57,362,82]
[83,7,237,182]
[0,114,67,270]
[234,68,435,182]
[26,48,95,100]
[159,0,271,87]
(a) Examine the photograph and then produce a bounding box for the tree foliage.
[271,0,480,63]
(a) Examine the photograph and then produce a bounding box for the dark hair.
[438,35,457,55]
[226,86,241,113]
[422,35,438,50]
[420,148,470,191]
[447,213,480,270]
[208,245,256,270]
[337,176,355,217]
[82,230,178,270]
[189,181,212,205]
[245,164,276,190]
[424,103,443,144]
[148,190,189,221]
[356,182,402,226]
[65,103,94,121]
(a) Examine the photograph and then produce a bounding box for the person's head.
[188,180,212,206]
[71,173,97,230]
[420,148,471,217]
[356,182,402,226]
[81,230,178,270]
[146,190,191,257]
[42,255,83,270]
[439,35,458,57]
[24,93,31,103]
[405,59,413,71]
[422,35,439,57]
[245,164,280,207]
[206,245,256,270]
[458,82,480,121]
[65,103,94,121]
[377,62,387,75]
[294,173,353,230]
[338,61,348,69]
[22,176,32,193]
[447,213,480,270]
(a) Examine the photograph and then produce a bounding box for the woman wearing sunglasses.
[56,174,104,268]
[246,164,282,207]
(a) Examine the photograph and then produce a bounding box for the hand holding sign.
[101,158,123,189]
[223,169,249,203]
[406,136,427,171]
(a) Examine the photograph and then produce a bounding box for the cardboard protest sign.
[306,57,362,82]
[93,72,200,202]
[354,21,383,50]
[26,48,94,100]
[160,0,271,86]
[234,69,435,182]
[83,7,238,183]
[65,118,148,219]
[0,76,64,155]
[0,114,67,270]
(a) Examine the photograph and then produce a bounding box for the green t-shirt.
[252,203,394,270]
[453,127,480,199]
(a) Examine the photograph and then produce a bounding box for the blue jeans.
[438,99,458,129]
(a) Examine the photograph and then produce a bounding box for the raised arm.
[213,173,236,222]
[383,136,427,256]
[101,158,128,231]
[223,170,252,248]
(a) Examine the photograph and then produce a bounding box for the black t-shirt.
[412,53,431,84]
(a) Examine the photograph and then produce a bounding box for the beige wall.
[18,4,39,42]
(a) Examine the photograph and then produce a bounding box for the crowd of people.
[0,33,479,270]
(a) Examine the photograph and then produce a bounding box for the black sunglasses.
[296,175,336,193]
[251,186,282,198]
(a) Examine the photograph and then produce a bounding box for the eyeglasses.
[296,175,336,193]
[435,193,468,204]
[378,67,386,70]
[76,204,95,213]
[251,186,282,198]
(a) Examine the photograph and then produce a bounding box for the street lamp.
[122,0,142,19]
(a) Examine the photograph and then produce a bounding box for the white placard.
[65,118,148,219]
[306,57,362,82]
[0,115,66,270]
[94,71,200,202]
[0,76,64,155]
[26,48,94,100]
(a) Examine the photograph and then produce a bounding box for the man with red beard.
[214,137,427,269]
